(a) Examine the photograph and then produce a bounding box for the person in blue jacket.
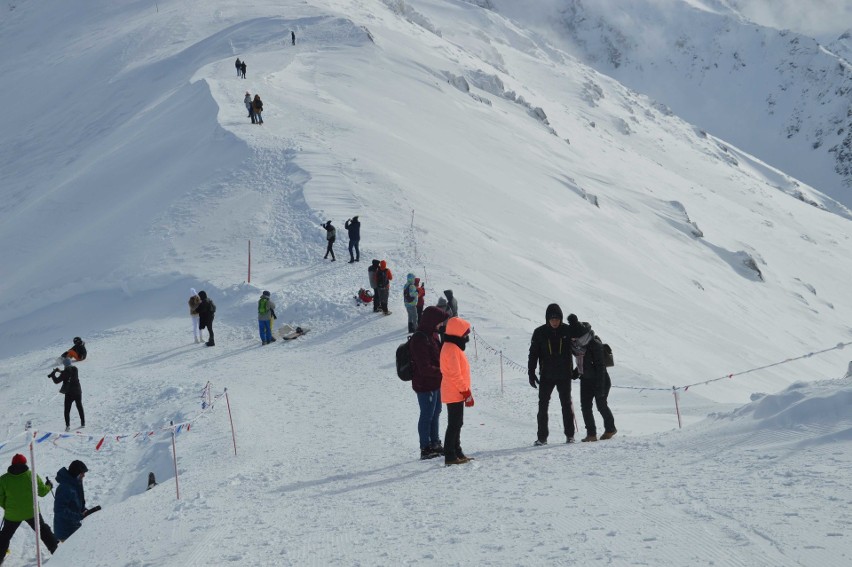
[53,460,89,541]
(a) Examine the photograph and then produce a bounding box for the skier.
[235,57,241,77]
[240,60,247,79]
[375,260,393,314]
[440,317,474,465]
[367,259,381,312]
[244,91,255,124]
[344,216,361,263]
[53,460,90,541]
[414,277,425,321]
[528,303,576,445]
[0,454,58,561]
[410,306,449,459]
[257,290,277,345]
[49,358,85,432]
[403,273,419,333]
[189,288,203,343]
[61,336,87,362]
[572,323,616,441]
[252,94,263,125]
[322,221,336,261]
[194,290,215,346]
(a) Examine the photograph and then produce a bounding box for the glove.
[528,372,539,389]
[462,390,475,407]
[45,478,53,489]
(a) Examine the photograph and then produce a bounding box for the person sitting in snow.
[61,336,87,362]
[357,288,373,305]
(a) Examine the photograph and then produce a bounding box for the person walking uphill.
[252,94,263,125]
[411,306,449,460]
[194,290,216,346]
[441,317,475,465]
[258,290,277,345]
[322,221,336,261]
[53,460,91,542]
[244,91,255,124]
[235,57,241,77]
[344,216,360,263]
[240,60,247,79]
[0,454,58,563]
[573,323,616,442]
[528,303,576,445]
[49,358,85,432]
[403,273,419,333]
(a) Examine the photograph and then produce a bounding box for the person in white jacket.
[189,288,203,343]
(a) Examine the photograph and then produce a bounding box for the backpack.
[258,297,269,315]
[403,284,414,303]
[395,332,424,381]
[376,268,389,288]
[597,337,614,367]
[209,299,216,314]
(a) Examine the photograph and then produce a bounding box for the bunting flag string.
[0,430,28,455]
[471,328,852,395]
[24,386,229,452]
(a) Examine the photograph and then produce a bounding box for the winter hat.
[407,273,415,281]
[414,277,420,285]
[190,288,197,296]
[352,215,358,220]
[68,460,88,477]
[11,454,26,466]
[198,290,207,300]
[262,290,271,297]
[567,313,578,325]
[379,260,387,269]
[371,259,379,266]
[73,337,83,345]
[545,303,563,321]
[62,357,73,368]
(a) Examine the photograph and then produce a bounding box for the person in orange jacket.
[440,317,475,465]
[375,260,393,314]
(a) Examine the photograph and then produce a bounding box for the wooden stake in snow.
[170,421,180,500]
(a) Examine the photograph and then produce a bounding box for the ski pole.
[47,476,55,498]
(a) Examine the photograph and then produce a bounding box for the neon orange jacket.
[440,317,472,404]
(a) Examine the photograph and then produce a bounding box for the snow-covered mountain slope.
[1,0,851,564]
[482,0,852,207]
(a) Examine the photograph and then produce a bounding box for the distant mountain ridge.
[487,0,852,208]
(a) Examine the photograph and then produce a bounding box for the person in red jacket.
[440,317,474,465]
[410,307,449,459]
[414,277,426,321]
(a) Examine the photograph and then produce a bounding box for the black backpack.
[209,299,216,314]
[598,337,614,367]
[376,269,389,288]
[403,284,414,303]
[395,332,424,381]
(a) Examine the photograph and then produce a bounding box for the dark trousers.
[372,287,380,311]
[348,239,360,261]
[416,303,424,321]
[0,514,59,558]
[537,378,574,441]
[200,320,215,345]
[64,393,85,428]
[377,287,389,313]
[443,402,465,461]
[324,241,335,260]
[580,374,615,436]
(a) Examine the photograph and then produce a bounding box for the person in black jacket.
[410,306,449,459]
[367,259,380,312]
[573,324,616,441]
[344,216,361,263]
[49,358,85,432]
[193,290,216,346]
[528,303,576,445]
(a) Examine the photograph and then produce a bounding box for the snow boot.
[581,434,598,442]
[600,429,617,440]
[566,436,576,444]
[533,439,547,446]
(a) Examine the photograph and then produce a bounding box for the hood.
[7,463,28,475]
[379,260,387,269]
[545,303,563,322]
[371,259,380,267]
[444,316,471,338]
[198,290,207,300]
[414,278,420,285]
[417,306,449,332]
[444,290,453,300]
[406,273,415,283]
[56,466,80,485]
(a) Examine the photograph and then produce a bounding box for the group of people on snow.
[235,58,247,79]
[0,453,96,562]
[243,91,264,125]
[189,289,216,346]
[320,216,361,263]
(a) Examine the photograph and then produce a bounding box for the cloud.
[729,0,852,41]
